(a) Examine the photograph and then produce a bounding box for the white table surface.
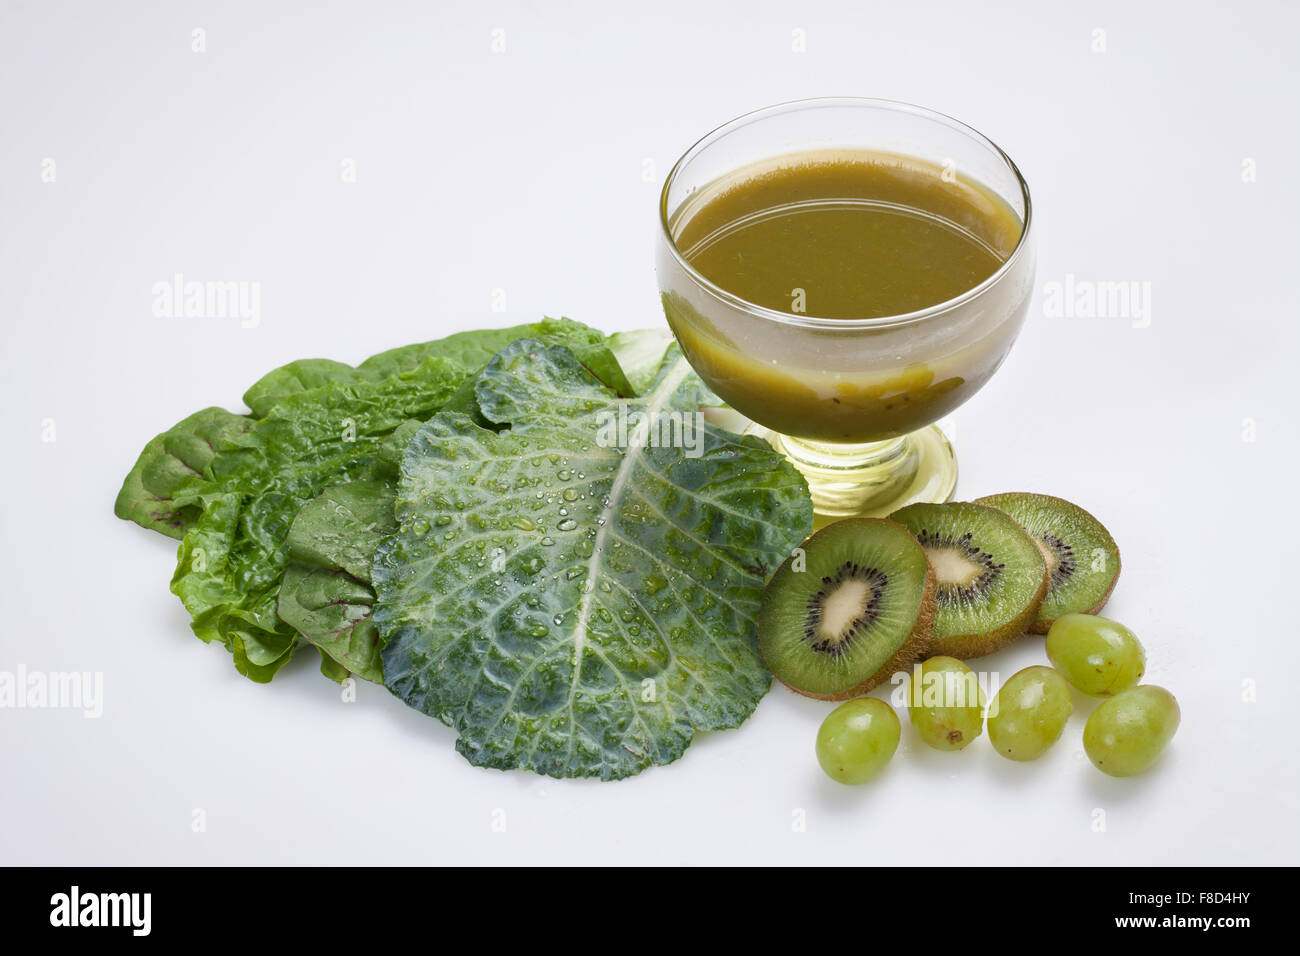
[2,0,1296,866]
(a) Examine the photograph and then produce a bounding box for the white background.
[1,0,1296,866]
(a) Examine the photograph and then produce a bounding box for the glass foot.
[700,409,958,522]
[750,423,957,524]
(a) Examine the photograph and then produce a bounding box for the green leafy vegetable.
[606,328,674,395]
[608,326,724,408]
[271,330,686,686]
[276,424,418,683]
[113,407,252,539]
[242,316,625,418]
[116,317,630,683]
[169,358,469,682]
[284,479,400,580]
[242,359,359,420]
[114,319,821,781]
[374,340,812,779]
[279,562,387,683]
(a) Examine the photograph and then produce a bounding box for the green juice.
[676,153,1019,320]
[662,150,1028,442]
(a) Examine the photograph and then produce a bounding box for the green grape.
[1045,613,1145,697]
[815,697,900,784]
[987,665,1073,761]
[907,656,985,751]
[1083,685,1180,777]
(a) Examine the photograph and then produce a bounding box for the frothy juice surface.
[675,153,1019,320]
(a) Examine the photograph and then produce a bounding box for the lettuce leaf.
[275,424,418,683]
[242,316,625,418]
[113,407,252,539]
[373,341,812,779]
[170,357,470,682]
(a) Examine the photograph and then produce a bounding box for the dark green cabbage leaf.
[374,341,812,779]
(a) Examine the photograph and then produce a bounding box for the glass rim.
[658,96,1034,331]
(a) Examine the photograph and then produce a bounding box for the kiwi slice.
[890,502,1047,658]
[759,518,935,700]
[974,492,1120,633]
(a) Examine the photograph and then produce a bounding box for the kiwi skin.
[764,563,937,702]
[974,492,1121,634]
